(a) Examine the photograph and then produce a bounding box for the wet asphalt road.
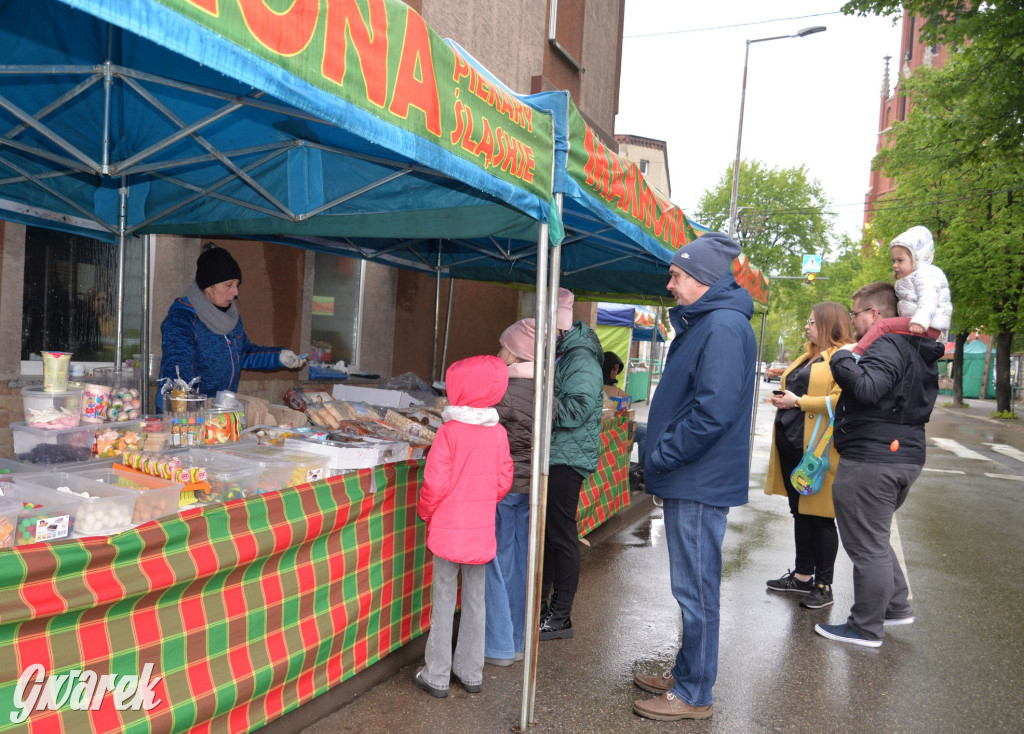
[298,384,1024,734]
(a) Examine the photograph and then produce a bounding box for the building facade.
[863,11,950,227]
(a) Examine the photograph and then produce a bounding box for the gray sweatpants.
[832,457,921,640]
[421,556,486,689]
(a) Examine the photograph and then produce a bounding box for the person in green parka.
[539,288,605,641]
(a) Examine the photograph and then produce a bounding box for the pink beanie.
[557,288,575,331]
[499,318,536,362]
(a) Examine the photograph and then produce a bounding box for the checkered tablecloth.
[577,414,632,536]
[0,463,431,733]
[0,418,630,732]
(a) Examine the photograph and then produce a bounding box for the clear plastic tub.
[22,385,84,429]
[210,442,329,492]
[11,421,96,465]
[0,496,20,548]
[3,484,83,544]
[162,448,262,503]
[15,472,136,534]
[67,465,183,525]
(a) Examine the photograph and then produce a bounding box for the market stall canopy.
[597,302,667,342]
[0,0,555,243]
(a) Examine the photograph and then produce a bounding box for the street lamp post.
[727,26,826,238]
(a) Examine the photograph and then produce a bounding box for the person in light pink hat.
[484,318,537,665]
[540,288,604,641]
[556,287,575,331]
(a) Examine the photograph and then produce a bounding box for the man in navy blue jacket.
[632,233,756,722]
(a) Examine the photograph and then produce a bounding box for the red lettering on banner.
[238,0,318,56]
[388,10,441,136]
[474,116,495,162]
[184,0,219,14]
[606,155,625,206]
[322,0,389,108]
[583,127,611,199]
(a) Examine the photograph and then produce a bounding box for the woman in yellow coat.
[764,302,853,610]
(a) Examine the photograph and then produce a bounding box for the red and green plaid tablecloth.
[577,414,632,536]
[0,417,630,732]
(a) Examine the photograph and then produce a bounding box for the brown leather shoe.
[633,669,674,694]
[633,692,713,721]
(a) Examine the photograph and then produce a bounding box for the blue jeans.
[635,422,648,469]
[662,498,729,708]
[485,493,531,657]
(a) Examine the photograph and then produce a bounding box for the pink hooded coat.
[417,355,514,564]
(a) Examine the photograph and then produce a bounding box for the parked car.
[763,362,788,383]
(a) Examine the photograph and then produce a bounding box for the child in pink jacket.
[414,355,514,698]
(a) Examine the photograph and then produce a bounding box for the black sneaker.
[766,569,814,593]
[800,584,834,609]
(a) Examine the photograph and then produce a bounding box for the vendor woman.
[158,244,305,408]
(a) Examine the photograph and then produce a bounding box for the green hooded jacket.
[550,321,605,475]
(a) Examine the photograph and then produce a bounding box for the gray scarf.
[187,281,239,335]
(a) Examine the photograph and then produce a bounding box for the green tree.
[695,161,833,276]
[845,2,1024,411]
[696,160,887,362]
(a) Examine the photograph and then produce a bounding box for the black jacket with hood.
[830,332,944,464]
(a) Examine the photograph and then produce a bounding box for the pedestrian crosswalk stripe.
[930,437,988,460]
[984,473,1024,481]
[982,443,1024,464]
[923,468,965,474]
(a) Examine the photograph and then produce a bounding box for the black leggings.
[543,465,586,595]
[777,442,839,586]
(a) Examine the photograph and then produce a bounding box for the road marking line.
[984,473,1024,482]
[982,443,1024,464]
[930,437,988,460]
[923,468,965,474]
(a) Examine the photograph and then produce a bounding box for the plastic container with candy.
[210,441,328,493]
[0,496,20,548]
[163,448,262,503]
[15,472,136,535]
[3,484,82,544]
[65,465,183,525]
[22,385,84,429]
[79,383,112,423]
[11,421,96,465]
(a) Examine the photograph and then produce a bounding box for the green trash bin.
[626,370,650,403]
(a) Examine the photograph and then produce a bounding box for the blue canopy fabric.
[0,0,553,246]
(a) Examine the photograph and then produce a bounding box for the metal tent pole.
[431,248,441,382]
[749,305,769,467]
[140,234,152,413]
[114,178,128,366]
[519,193,563,730]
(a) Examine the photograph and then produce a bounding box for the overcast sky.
[615,1,903,241]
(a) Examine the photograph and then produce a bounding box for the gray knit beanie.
[670,232,741,285]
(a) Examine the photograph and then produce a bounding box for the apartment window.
[549,0,586,71]
[639,159,649,175]
[21,227,143,367]
[310,252,364,367]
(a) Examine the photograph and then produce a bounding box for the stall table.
[0,415,630,732]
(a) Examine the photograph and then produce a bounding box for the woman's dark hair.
[602,351,624,385]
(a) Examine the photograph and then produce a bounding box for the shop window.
[310,252,364,367]
[21,227,143,369]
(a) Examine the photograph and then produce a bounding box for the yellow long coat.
[763,346,843,518]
